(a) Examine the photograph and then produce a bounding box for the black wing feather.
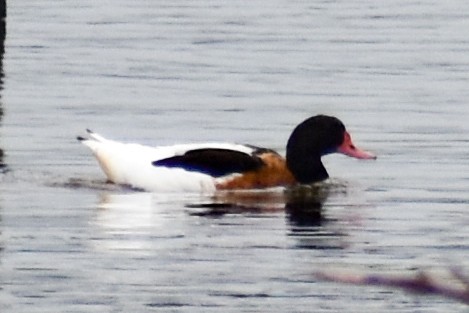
[152,148,265,177]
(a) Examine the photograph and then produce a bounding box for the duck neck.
[286,152,329,184]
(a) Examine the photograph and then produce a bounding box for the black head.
[286,115,347,184]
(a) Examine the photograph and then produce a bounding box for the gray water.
[2,0,469,312]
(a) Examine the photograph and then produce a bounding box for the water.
[2,0,469,311]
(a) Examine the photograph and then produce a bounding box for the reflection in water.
[97,193,156,230]
[285,184,331,227]
[89,180,352,252]
[188,182,350,250]
[285,184,348,250]
[93,193,162,253]
[187,188,286,216]
[0,1,6,172]
[89,178,354,252]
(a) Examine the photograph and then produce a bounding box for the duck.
[77,115,376,192]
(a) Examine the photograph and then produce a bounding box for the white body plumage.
[78,131,255,192]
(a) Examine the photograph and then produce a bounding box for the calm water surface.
[2,0,469,312]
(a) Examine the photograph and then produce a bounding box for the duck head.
[286,115,376,184]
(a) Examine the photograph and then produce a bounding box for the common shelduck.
[77,115,376,192]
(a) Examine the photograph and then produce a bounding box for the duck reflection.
[284,184,348,249]
[187,189,286,216]
[92,192,163,253]
[284,184,330,227]
[93,182,352,251]
[187,182,349,250]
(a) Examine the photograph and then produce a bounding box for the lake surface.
[2,0,469,311]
